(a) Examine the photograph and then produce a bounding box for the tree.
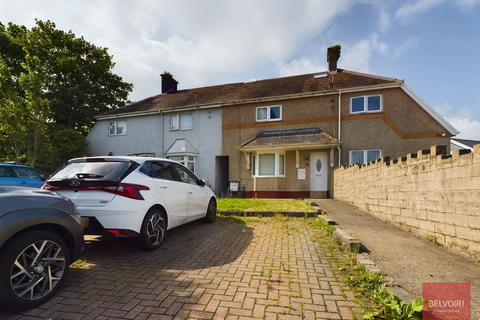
[0,20,132,171]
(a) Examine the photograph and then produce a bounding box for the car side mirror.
[40,174,46,181]
[198,179,207,187]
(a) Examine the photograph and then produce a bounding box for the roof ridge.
[175,71,324,92]
[100,69,405,117]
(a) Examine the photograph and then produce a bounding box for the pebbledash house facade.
[88,46,458,198]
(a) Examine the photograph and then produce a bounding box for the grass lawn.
[217,198,315,212]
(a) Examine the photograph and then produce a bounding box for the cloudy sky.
[1,0,479,138]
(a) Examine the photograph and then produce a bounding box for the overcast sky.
[1,0,479,139]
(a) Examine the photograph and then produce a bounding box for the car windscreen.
[49,161,130,181]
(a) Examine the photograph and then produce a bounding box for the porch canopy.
[165,138,198,156]
[238,127,339,169]
[239,127,339,151]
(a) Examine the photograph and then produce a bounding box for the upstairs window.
[350,95,382,114]
[256,105,282,122]
[349,149,382,165]
[108,121,127,136]
[171,113,192,131]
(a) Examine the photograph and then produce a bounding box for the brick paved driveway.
[1,217,366,320]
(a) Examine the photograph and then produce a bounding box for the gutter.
[95,83,403,121]
[238,142,340,152]
[450,139,473,151]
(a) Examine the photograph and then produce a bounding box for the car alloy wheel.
[146,213,166,246]
[10,240,66,301]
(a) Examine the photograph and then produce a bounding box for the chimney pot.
[327,45,341,73]
[161,72,178,94]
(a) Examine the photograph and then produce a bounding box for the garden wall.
[334,144,480,260]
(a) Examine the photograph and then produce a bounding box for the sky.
[1,0,479,139]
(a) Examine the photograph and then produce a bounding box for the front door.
[310,152,328,191]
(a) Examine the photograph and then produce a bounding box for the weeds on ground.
[345,263,422,320]
[307,217,335,235]
[71,258,95,269]
[309,217,423,320]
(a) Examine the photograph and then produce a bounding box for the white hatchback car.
[42,156,216,250]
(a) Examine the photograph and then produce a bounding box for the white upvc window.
[349,149,382,165]
[108,121,127,136]
[252,152,286,177]
[256,105,282,122]
[350,95,382,114]
[170,113,193,131]
[168,155,196,172]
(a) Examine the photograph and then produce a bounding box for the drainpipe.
[160,114,164,157]
[337,89,342,167]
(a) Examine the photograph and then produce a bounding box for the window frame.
[108,120,127,136]
[252,151,286,178]
[256,105,282,122]
[349,149,382,165]
[350,95,382,114]
[170,113,193,131]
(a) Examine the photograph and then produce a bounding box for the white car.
[42,156,216,250]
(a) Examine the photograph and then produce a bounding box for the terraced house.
[88,46,458,198]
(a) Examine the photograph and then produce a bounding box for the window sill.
[255,119,282,123]
[252,175,286,178]
[170,128,193,132]
[350,110,383,115]
[108,133,127,136]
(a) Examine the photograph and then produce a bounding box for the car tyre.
[203,198,217,223]
[137,208,167,251]
[0,230,70,310]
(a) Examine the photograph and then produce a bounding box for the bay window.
[168,155,196,172]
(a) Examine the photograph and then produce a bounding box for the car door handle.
[158,185,168,189]
[187,191,193,194]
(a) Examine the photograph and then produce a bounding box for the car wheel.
[138,208,167,250]
[0,230,70,310]
[203,198,217,223]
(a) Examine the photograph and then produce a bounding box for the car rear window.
[50,161,130,181]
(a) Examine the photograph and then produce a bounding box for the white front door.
[310,152,328,191]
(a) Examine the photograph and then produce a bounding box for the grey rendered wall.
[87,108,222,191]
[87,114,163,157]
[162,108,222,191]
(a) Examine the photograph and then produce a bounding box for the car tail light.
[42,182,149,200]
[103,183,149,200]
[42,183,60,190]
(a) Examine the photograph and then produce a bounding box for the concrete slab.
[314,199,480,315]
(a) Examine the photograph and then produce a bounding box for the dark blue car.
[0,163,47,188]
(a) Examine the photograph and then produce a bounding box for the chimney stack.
[327,45,341,73]
[161,72,178,94]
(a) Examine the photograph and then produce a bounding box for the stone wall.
[334,144,480,260]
